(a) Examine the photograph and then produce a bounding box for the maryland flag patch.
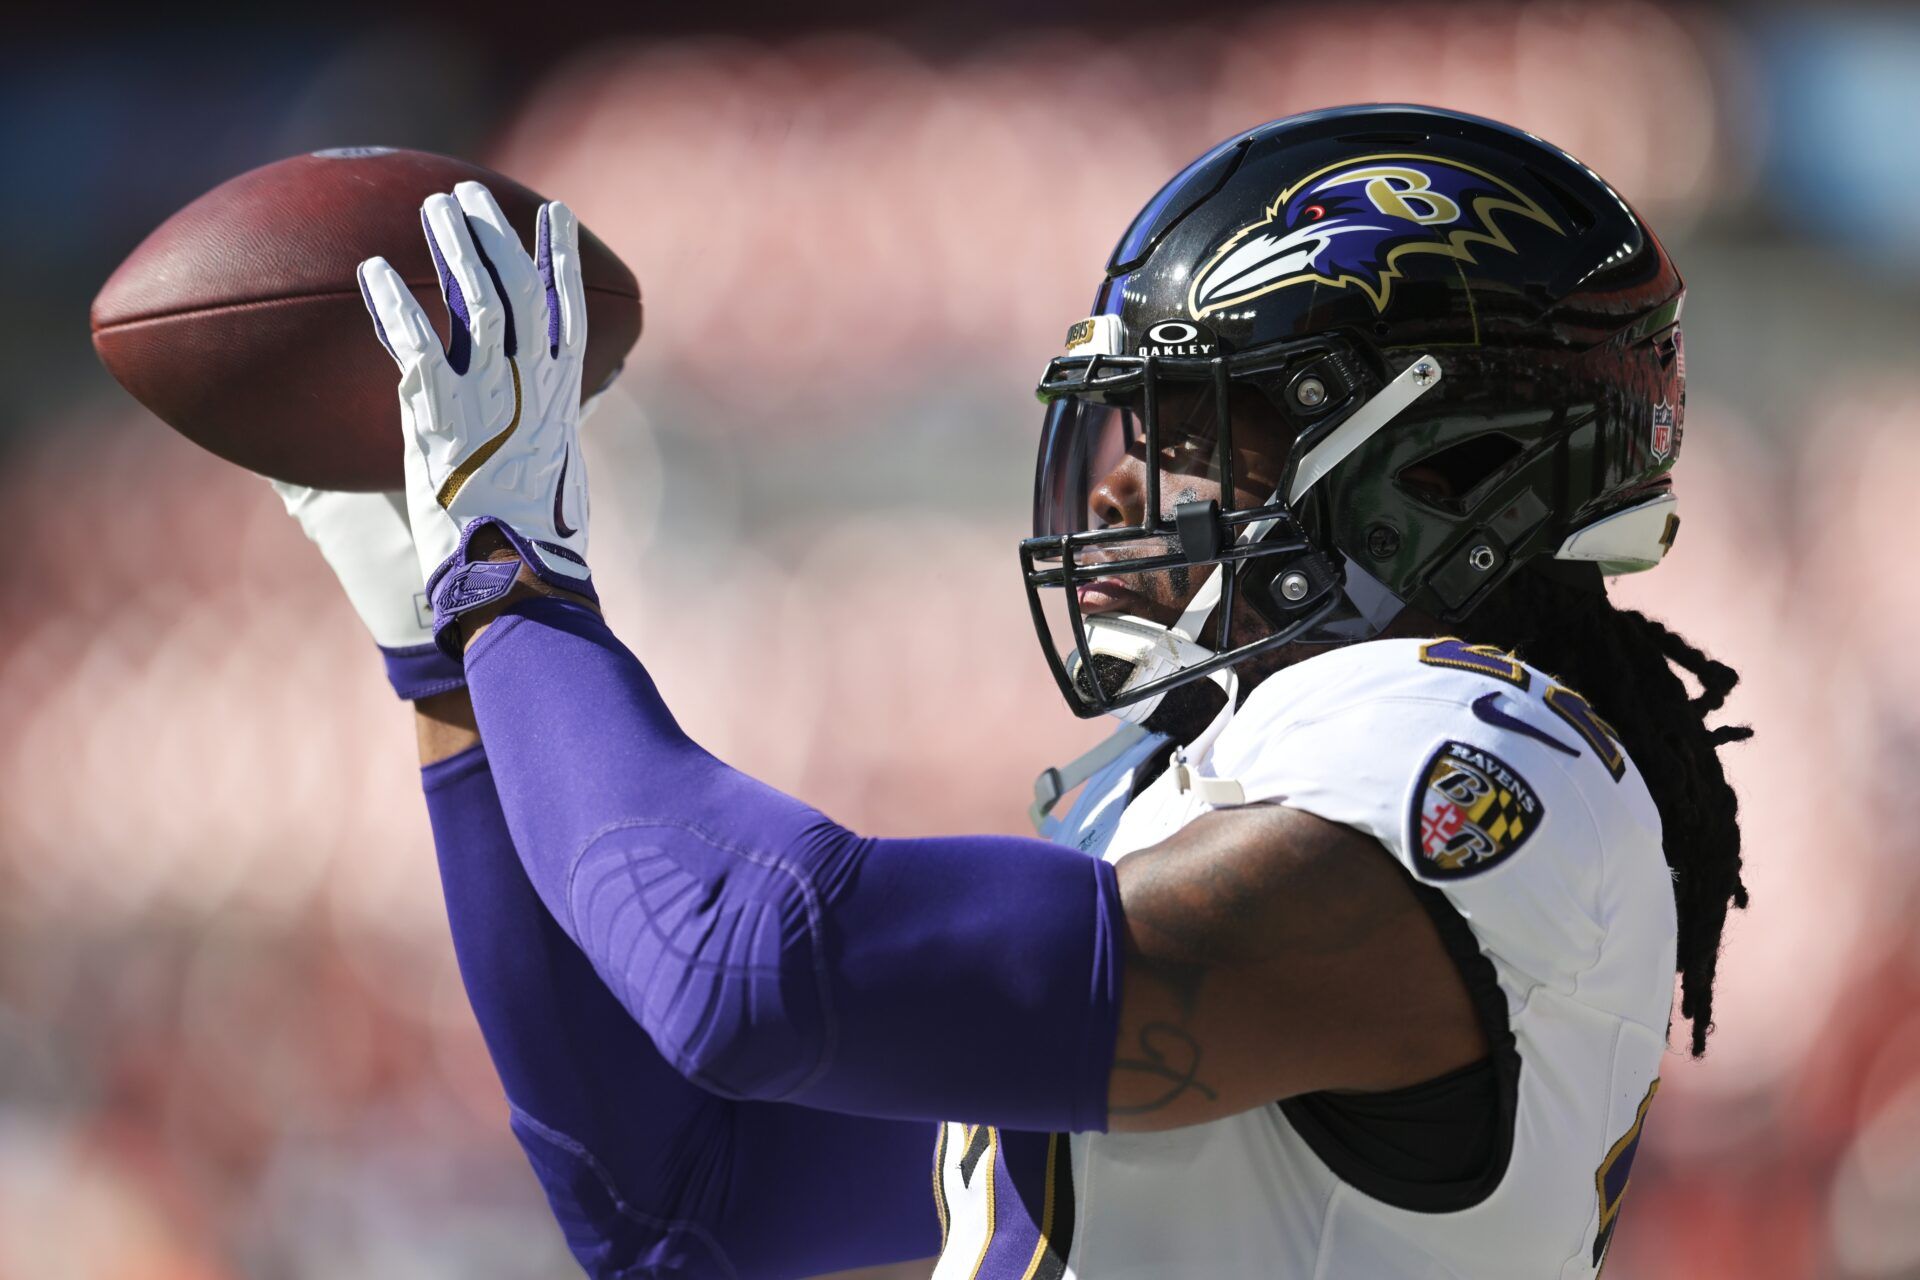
[1409,740,1543,879]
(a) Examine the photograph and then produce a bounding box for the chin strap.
[1071,612,1224,726]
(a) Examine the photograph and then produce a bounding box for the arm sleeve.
[422,745,939,1280]
[459,597,1125,1133]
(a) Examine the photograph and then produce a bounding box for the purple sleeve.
[460,597,1125,1133]
[423,745,939,1279]
[381,640,467,701]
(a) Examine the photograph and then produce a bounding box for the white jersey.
[932,638,1676,1280]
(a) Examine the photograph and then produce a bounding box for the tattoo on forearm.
[1109,1022,1217,1116]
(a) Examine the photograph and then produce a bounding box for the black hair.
[1457,564,1752,1056]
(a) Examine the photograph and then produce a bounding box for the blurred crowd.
[4,4,1920,1277]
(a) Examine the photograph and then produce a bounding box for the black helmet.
[1021,103,1687,721]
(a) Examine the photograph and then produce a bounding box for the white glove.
[274,482,465,698]
[355,181,592,588]
[274,483,432,646]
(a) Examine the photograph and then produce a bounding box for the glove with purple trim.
[272,482,466,700]
[356,181,594,648]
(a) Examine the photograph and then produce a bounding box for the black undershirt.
[1281,1057,1499,1190]
[1277,880,1520,1212]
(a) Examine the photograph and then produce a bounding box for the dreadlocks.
[1455,564,1752,1056]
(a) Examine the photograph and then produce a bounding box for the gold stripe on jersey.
[1593,1078,1660,1267]
[1018,1132,1074,1280]
[933,1124,951,1250]
[966,1129,999,1280]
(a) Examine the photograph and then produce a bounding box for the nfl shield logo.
[1651,402,1675,463]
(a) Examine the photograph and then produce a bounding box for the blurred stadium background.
[3,2,1918,1275]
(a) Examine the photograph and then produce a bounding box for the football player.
[292,105,1750,1278]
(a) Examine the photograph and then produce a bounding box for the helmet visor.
[1034,370,1291,541]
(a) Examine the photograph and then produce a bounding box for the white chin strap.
[1071,613,1231,726]
[1078,353,1444,724]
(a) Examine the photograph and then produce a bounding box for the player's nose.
[1089,459,1149,531]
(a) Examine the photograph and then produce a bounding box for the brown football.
[91,146,641,491]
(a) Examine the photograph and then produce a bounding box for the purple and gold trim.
[1419,637,1530,689]
[1545,684,1626,782]
[1593,1078,1659,1265]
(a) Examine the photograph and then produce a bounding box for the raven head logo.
[1186,153,1561,319]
